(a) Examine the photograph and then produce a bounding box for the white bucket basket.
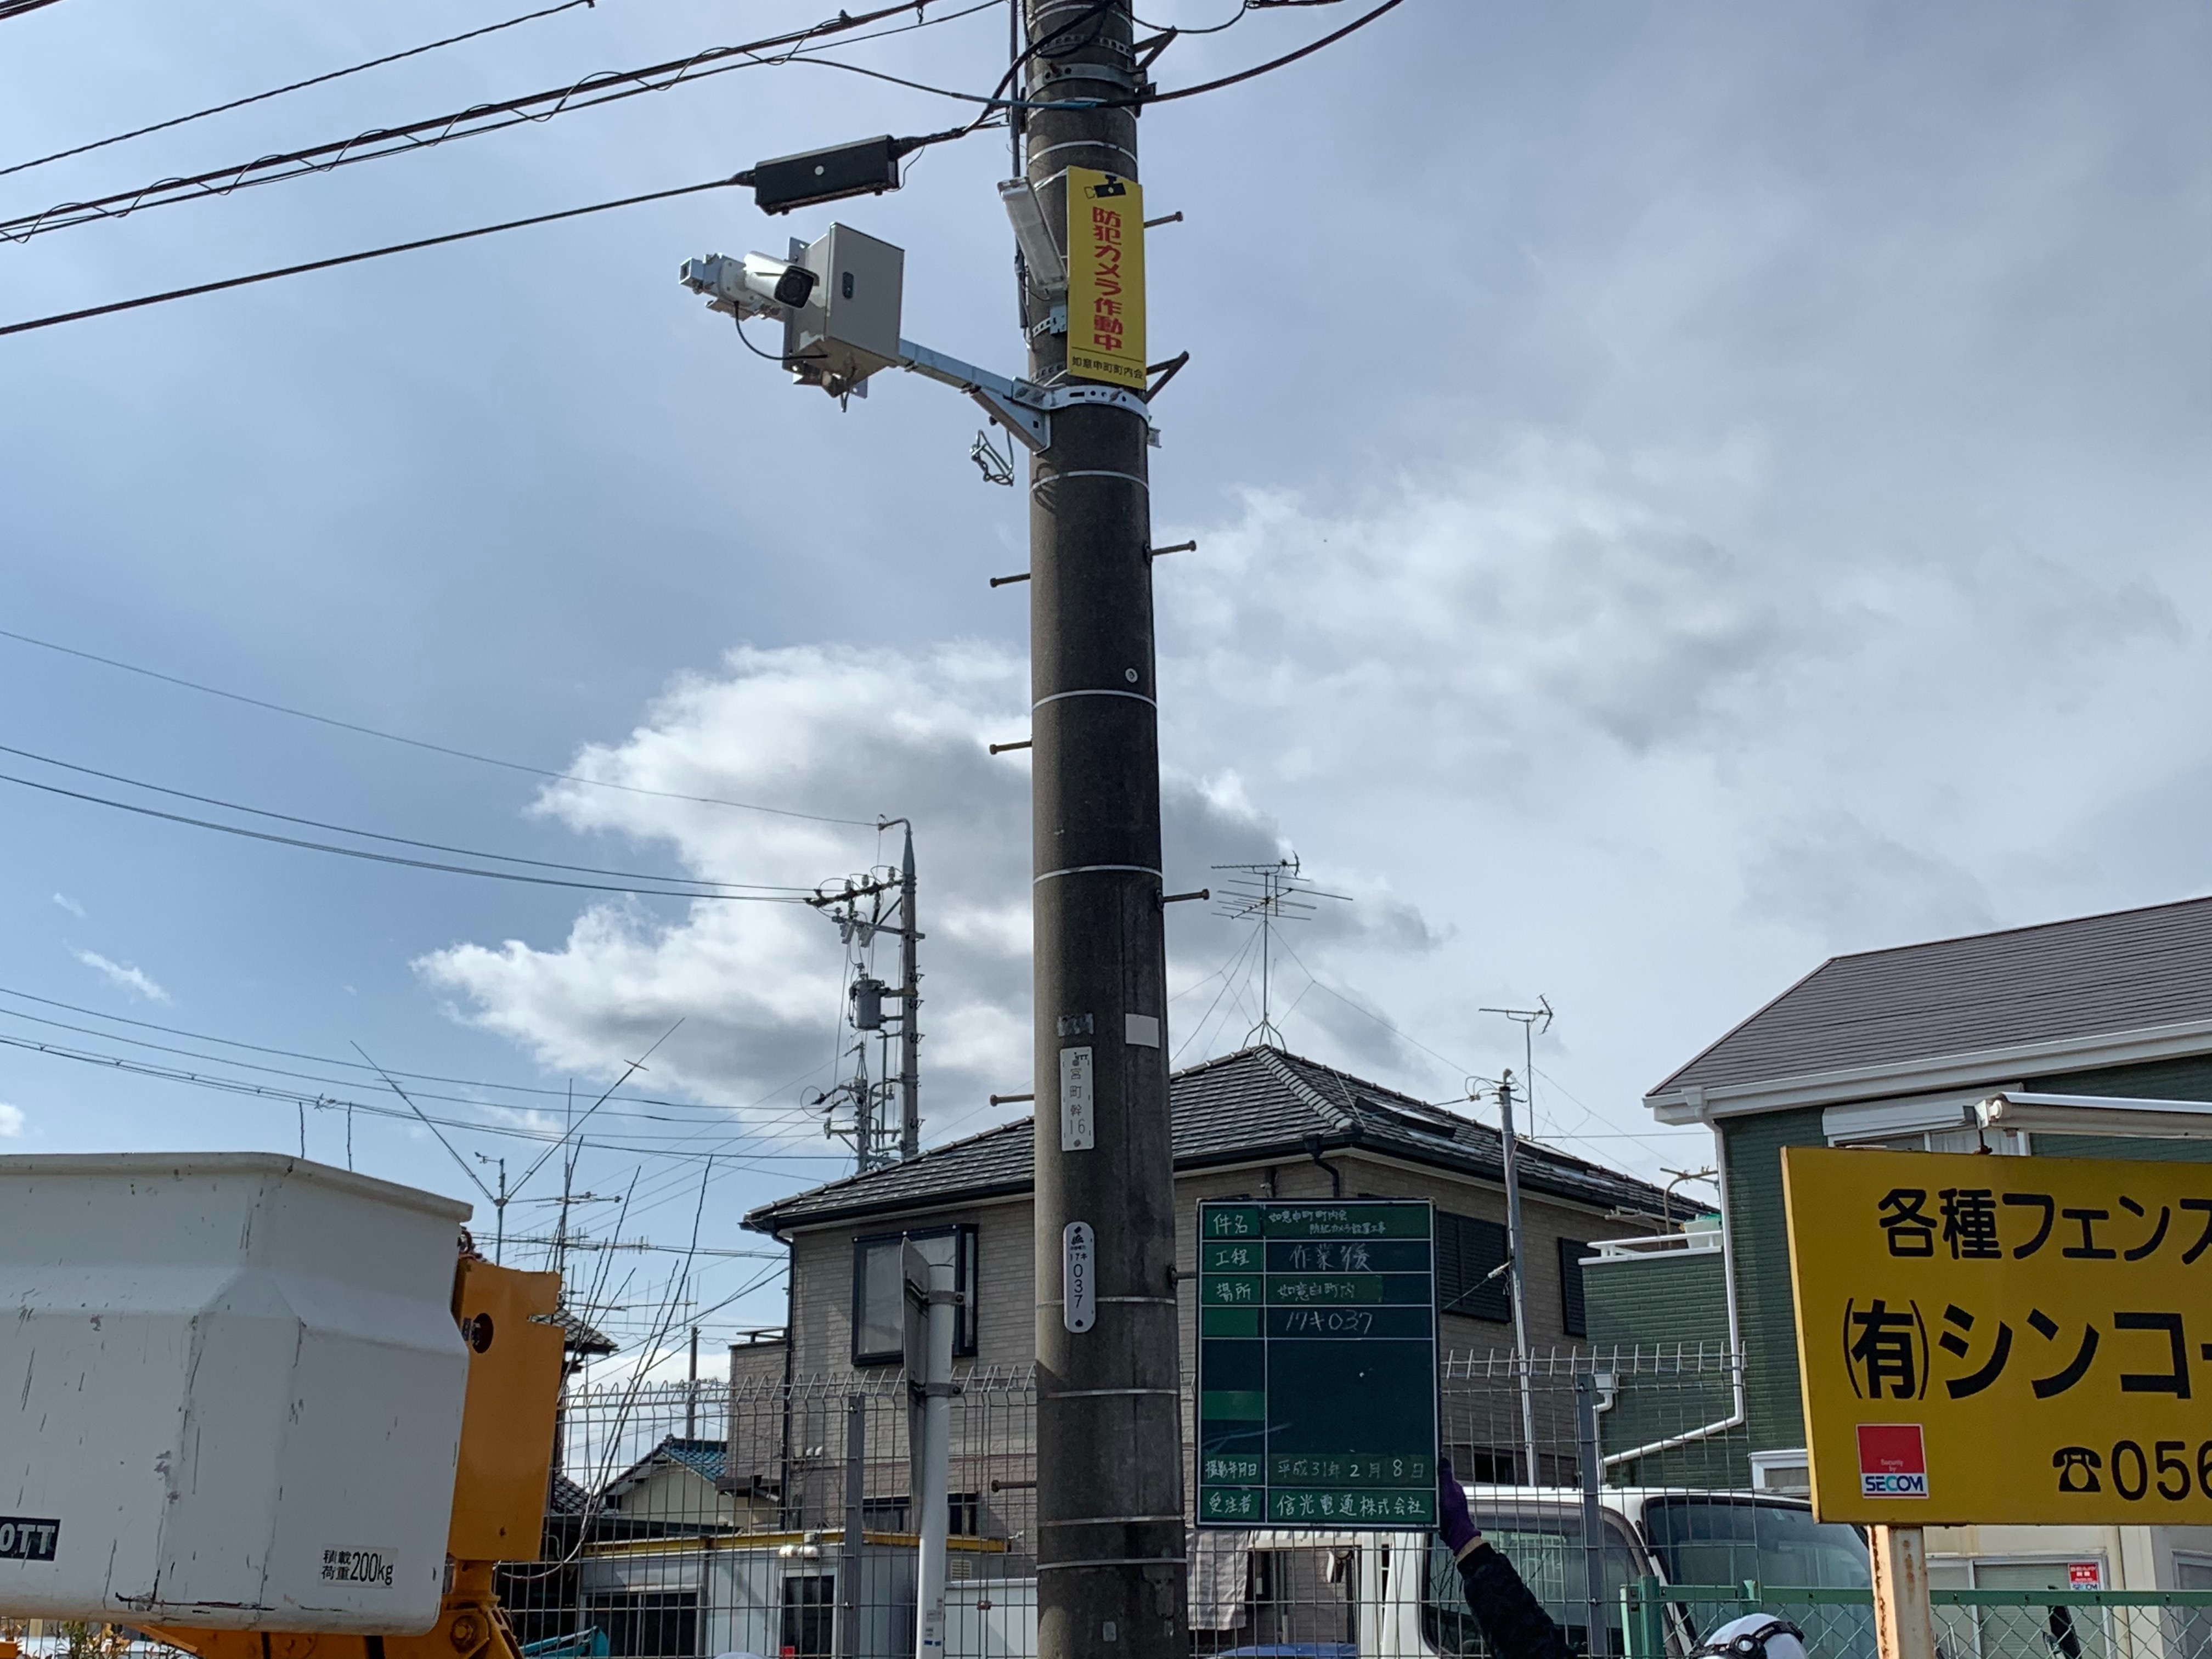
[0,1154,472,1633]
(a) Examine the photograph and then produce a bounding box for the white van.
[948,1486,1874,1659]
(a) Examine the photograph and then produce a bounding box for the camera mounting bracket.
[898,338,1157,455]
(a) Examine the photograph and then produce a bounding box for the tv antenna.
[1211,855,1349,1049]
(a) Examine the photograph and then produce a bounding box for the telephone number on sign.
[2052,1439,2212,1502]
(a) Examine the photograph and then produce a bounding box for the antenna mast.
[1210,854,1349,1048]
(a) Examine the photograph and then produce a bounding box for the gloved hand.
[1437,1458,1481,1556]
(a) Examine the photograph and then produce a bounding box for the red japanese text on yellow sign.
[1783,1146,2212,1526]
[1064,167,1145,391]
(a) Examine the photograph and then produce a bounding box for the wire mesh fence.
[14,1347,2212,1659]
[487,1352,2212,1659]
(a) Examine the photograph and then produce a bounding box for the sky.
[1,0,2207,1371]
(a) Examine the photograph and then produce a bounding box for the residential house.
[747,1044,1672,1380]
[1637,894,2212,1591]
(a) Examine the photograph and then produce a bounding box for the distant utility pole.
[1018,4,1186,1655]
[807,822,923,1172]
[1480,997,1553,1485]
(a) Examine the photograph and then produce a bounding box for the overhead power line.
[0,0,64,18]
[0,760,810,899]
[0,0,972,245]
[0,981,815,1119]
[777,0,1408,112]
[0,626,882,827]
[0,740,808,893]
[0,0,596,182]
[0,176,740,337]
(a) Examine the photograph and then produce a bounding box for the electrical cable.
[0,763,811,899]
[0,626,883,827]
[0,0,64,18]
[0,176,738,337]
[0,998,833,1133]
[1138,0,1405,103]
[0,0,966,245]
[798,0,1407,114]
[0,0,597,182]
[0,981,818,1118]
[0,1029,845,1168]
[0,740,809,893]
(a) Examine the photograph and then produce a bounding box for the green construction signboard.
[1195,1199,1439,1528]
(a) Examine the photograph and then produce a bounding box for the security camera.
[678,251,817,320]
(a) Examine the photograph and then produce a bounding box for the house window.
[1435,1211,1510,1322]
[1558,1237,1589,1338]
[852,1225,978,1364]
[780,1574,836,1659]
[859,1493,982,1536]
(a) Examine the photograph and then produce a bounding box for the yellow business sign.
[1783,1145,2212,1525]
[1065,167,1146,391]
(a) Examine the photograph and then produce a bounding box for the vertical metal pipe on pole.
[899,825,922,1161]
[1869,1526,1938,1659]
[915,1257,955,1659]
[1021,2,1186,1655]
[842,1393,866,1659]
[686,1325,699,1437]
[1575,1372,1603,1652]
[1497,1073,1538,1484]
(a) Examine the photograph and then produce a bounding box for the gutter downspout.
[1600,1125,1748,1470]
[1301,1133,1343,1198]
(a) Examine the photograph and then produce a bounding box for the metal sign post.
[1194,1200,1438,1529]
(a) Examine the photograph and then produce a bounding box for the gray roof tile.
[1650,895,2212,1099]
[747,1046,1668,1232]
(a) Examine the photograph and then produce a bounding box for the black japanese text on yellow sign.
[1783,1146,2212,1525]
[1064,167,1146,392]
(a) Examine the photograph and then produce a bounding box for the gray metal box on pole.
[785,224,905,397]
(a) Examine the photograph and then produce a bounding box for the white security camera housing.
[678,252,819,321]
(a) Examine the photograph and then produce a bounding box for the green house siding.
[1720,1104,1826,1454]
[1584,1246,1743,1487]
[1584,1250,1728,1353]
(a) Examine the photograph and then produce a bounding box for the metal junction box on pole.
[785,224,905,398]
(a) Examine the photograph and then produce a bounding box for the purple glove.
[1438,1459,1480,1555]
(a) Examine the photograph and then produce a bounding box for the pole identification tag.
[1060,1046,1095,1150]
[1064,1221,1097,1333]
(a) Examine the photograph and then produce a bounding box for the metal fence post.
[842,1393,866,1659]
[1575,1372,1603,1655]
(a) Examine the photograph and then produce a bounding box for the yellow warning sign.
[1784,1145,2212,1525]
[1064,167,1146,391]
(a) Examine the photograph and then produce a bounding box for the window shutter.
[1558,1236,1590,1338]
[1436,1211,1510,1323]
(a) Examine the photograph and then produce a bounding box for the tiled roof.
[1649,895,2212,1101]
[747,1046,1669,1233]
[606,1436,727,1500]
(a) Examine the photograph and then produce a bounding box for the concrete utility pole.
[1020,3,1187,1656]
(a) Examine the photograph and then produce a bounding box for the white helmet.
[1695,1614,1810,1659]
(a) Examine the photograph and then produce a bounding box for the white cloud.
[51,893,84,918]
[72,949,170,1003]
[0,1103,24,1138]
[417,644,1441,1148]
